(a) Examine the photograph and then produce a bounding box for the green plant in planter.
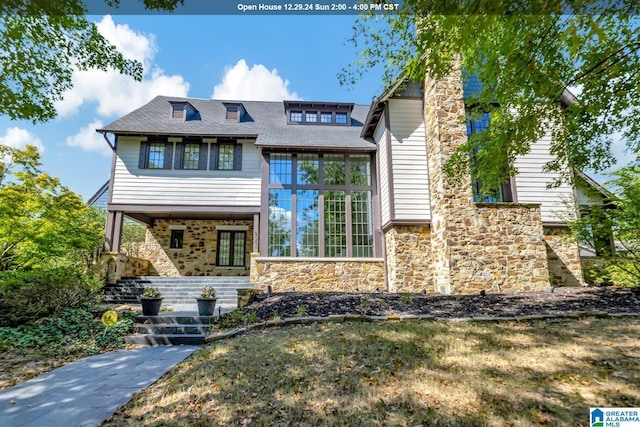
[142,287,161,298]
[140,287,163,316]
[200,286,216,298]
[196,286,217,316]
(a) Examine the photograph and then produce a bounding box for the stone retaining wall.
[140,219,252,277]
[384,226,433,292]
[250,253,385,292]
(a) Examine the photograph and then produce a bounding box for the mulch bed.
[239,286,640,322]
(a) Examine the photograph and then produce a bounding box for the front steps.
[104,276,253,310]
[124,314,219,346]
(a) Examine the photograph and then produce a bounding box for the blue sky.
[0,14,385,200]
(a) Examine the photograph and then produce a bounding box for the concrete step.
[134,324,212,334]
[124,334,205,346]
[135,315,219,325]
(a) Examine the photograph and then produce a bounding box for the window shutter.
[198,144,209,170]
[233,143,243,171]
[138,142,149,169]
[163,142,174,169]
[209,144,219,170]
[174,142,184,170]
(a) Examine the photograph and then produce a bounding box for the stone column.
[424,57,475,294]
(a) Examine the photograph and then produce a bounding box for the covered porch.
[103,205,260,282]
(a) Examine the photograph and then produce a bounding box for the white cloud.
[55,15,189,118]
[212,59,301,101]
[65,120,112,157]
[0,127,44,152]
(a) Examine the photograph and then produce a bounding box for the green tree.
[341,3,640,191]
[0,0,182,123]
[0,144,103,270]
[571,164,640,286]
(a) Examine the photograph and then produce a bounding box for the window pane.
[148,143,165,169]
[324,190,347,257]
[290,111,302,122]
[351,191,373,257]
[320,112,332,123]
[233,232,246,266]
[183,143,200,169]
[297,190,319,257]
[297,154,319,185]
[218,144,234,170]
[268,189,292,256]
[467,112,507,203]
[350,155,371,185]
[226,106,238,120]
[305,111,317,122]
[324,154,346,185]
[269,153,292,185]
[335,113,347,124]
[169,230,183,249]
[218,231,231,265]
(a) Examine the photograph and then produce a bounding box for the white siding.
[374,115,391,225]
[514,133,576,223]
[111,136,261,206]
[388,99,431,221]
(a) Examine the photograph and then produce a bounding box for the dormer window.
[223,102,245,122]
[172,104,185,119]
[169,101,200,121]
[284,101,354,126]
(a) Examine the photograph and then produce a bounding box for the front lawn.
[103,317,640,426]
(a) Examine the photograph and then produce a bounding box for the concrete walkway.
[0,346,199,427]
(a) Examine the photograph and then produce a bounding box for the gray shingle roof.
[98,96,376,151]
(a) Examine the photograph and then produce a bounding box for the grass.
[103,317,640,426]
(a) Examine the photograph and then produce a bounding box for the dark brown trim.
[382,220,431,233]
[542,222,570,228]
[107,204,260,214]
[254,143,376,152]
[509,176,519,203]
[259,152,270,257]
[253,213,260,253]
[111,211,124,253]
[384,104,396,221]
[371,150,383,258]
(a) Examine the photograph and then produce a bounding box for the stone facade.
[422,56,552,294]
[250,253,385,292]
[544,226,584,286]
[100,253,149,284]
[384,226,433,292]
[140,219,252,277]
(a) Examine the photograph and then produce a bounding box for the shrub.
[0,307,134,354]
[0,259,102,326]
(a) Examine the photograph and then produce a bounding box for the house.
[97,65,585,294]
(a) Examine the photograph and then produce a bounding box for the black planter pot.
[196,298,217,316]
[140,298,163,316]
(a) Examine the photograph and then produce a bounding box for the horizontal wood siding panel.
[514,134,575,223]
[111,137,261,206]
[374,116,391,225]
[388,99,430,221]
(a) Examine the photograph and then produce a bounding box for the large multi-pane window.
[266,153,374,258]
[466,112,513,203]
